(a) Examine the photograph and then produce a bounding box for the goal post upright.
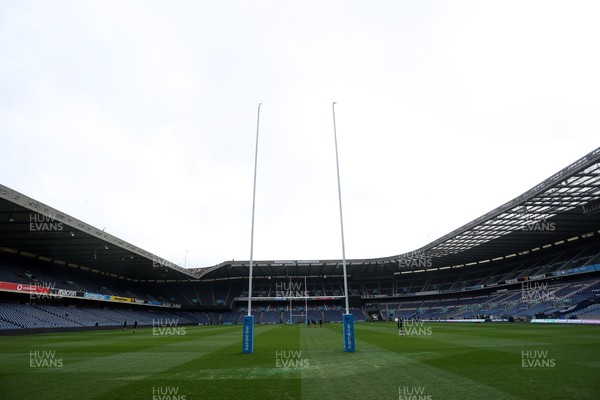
[243,102,262,354]
[304,276,308,325]
[332,102,355,352]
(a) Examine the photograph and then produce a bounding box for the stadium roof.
[192,147,600,280]
[1,147,600,282]
[0,187,197,282]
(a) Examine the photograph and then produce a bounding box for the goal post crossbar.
[237,296,346,301]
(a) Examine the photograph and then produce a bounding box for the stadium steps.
[561,299,599,318]
[361,309,370,320]
[207,312,220,323]
[31,305,84,327]
[176,311,209,324]
[565,279,600,299]
[75,307,123,325]
[234,311,245,323]
[571,303,600,317]
[50,306,110,327]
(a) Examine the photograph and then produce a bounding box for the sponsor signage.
[0,281,50,294]
[528,274,548,281]
[425,319,485,323]
[0,281,180,308]
[84,292,111,301]
[530,319,600,325]
[109,295,134,303]
[415,290,439,296]
[54,289,78,297]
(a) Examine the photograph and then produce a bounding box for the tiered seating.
[206,312,220,324]
[220,311,242,324]
[177,311,210,324]
[571,303,600,317]
[306,309,324,323]
[0,319,21,329]
[259,310,282,324]
[324,308,343,322]
[350,308,367,322]
[370,277,600,320]
[0,304,206,330]
[0,304,79,328]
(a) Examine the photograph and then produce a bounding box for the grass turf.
[0,322,599,400]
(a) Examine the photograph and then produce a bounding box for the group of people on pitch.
[122,319,138,333]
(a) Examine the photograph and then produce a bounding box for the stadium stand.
[1,147,599,331]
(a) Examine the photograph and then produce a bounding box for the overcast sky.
[1,1,599,268]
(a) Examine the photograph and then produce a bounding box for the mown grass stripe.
[0,323,598,400]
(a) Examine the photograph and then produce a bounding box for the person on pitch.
[397,317,404,336]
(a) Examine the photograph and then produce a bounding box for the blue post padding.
[342,314,355,352]
[242,315,254,354]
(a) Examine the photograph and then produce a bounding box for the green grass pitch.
[1,322,599,400]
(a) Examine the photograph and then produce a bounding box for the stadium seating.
[1,233,599,330]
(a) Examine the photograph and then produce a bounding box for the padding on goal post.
[242,315,254,354]
[342,314,355,352]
